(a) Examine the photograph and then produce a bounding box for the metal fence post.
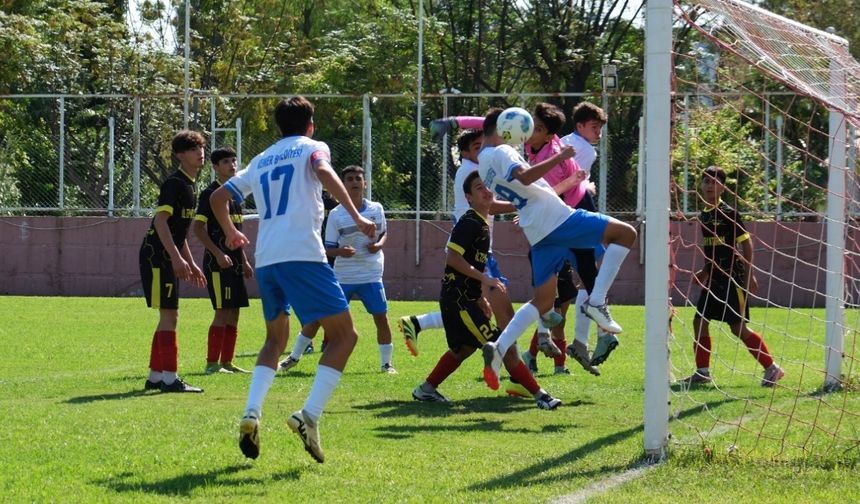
[133,96,141,217]
[108,116,115,217]
[442,94,448,213]
[236,117,242,169]
[59,97,65,211]
[363,93,372,200]
[599,93,608,213]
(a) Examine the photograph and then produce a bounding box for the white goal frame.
[643,0,850,459]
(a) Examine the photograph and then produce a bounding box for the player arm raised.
[511,145,575,186]
[315,160,376,240]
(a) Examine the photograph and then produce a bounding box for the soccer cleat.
[412,383,450,402]
[399,315,420,357]
[679,371,712,386]
[381,363,398,374]
[554,366,571,375]
[535,393,562,410]
[537,334,562,358]
[540,311,564,329]
[566,341,601,376]
[590,331,620,367]
[304,343,314,354]
[205,363,232,375]
[238,413,260,459]
[287,410,324,463]
[160,378,203,393]
[761,364,785,387]
[505,381,532,398]
[482,342,503,390]
[221,362,250,374]
[521,350,538,374]
[581,301,623,334]
[144,379,162,391]
[279,356,300,372]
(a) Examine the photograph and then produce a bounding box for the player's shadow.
[94,464,303,497]
[374,417,577,440]
[467,396,740,492]
[64,389,156,404]
[356,395,593,421]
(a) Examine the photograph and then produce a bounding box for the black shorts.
[440,297,500,350]
[696,277,749,325]
[139,241,179,310]
[203,253,249,310]
[555,261,578,307]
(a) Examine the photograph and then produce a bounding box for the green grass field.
[1,296,859,503]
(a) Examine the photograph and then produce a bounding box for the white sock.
[574,290,591,345]
[379,343,394,367]
[148,370,163,382]
[589,244,630,306]
[303,365,342,422]
[290,333,313,360]
[244,365,276,417]
[536,319,550,334]
[534,387,547,399]
[416,311,444,331]
[162,371,177,385]
[497,303,540,355]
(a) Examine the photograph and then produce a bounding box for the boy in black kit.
[681,166,784,387]
[412,171,561,410]
[193,146,254,375]
[139,130,207,393]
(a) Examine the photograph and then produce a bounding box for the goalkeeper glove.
[429,117,458,141]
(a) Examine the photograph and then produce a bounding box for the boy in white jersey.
[210,96,376,464]
[398,128,516,355]
[559,102,621,369]
[280,165,396,373]
[478,107,637,390]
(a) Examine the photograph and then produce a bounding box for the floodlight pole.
[643,0,672,461]
[415,0,424,266]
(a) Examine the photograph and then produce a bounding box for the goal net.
[657,0,860,461]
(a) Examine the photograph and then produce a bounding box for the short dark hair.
[463,170,481,195]
[703,165,727,183]
[275,96,314,137]
[533,102,565,135]
[482,107,504,137]
[456,129,483,158]
[572,101,608,126]
[210,146,236,165]
[341,165,365,179]
[171,130,206,154]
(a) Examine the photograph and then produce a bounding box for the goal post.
[644,0,858,460]
[643,0,673,460]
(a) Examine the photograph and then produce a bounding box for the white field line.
[549,395,806,503]
[548,462,659,504]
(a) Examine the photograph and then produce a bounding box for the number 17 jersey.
[225,135,329,268]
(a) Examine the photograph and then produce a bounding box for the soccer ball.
[496,107,534,146]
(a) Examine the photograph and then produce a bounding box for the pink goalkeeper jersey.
[526,134,587,208]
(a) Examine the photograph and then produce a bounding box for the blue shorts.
[485,252,510,287]
[531,210,609,287]
[256,261,348,323]
[340,281,388,315]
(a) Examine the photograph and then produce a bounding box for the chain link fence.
[10,91,846,219]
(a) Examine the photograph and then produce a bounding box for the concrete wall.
[1,216,855,307]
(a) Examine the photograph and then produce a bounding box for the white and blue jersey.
[224,135,347,322]
[324,199,386,284]
[477,144,572,245]
[478,143,609,287]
